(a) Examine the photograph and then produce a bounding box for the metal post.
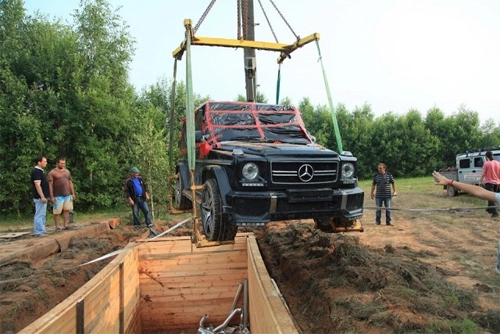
[244,0,257,102]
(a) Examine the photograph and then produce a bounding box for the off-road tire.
[201,178,237,241]
[446,185,457,197]
[173,172,192,210]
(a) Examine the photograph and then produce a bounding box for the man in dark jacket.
[124,167,152,230]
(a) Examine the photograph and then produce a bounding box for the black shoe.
[134,226,140,231]
[147,224,152,228]
[386,222,394,226]
[375,222,381,225]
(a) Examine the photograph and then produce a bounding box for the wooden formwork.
[19,233,298,333]
[19,245,141,334]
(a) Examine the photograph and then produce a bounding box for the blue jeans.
[33,198,47,235]
[132,196,152,227]
[375,196,391,224]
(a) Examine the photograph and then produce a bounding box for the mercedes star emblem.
[298,164,314,182]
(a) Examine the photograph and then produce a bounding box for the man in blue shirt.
[124,167,153,230]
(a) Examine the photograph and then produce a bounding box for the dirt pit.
[1,192,500,333]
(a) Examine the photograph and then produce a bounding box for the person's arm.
[142,178,150,200]
[69,180,76,201]
[34,181,47,204]
[370,184,375,199]
[433,171,497,202]
[124,180,134,205]
[48,173,54,203]
[392,182,397,196]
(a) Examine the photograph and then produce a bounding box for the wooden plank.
[19,249,130,333]
[138,249,247,263]
[247,236,299,334]
[0,232,30,239]
[137,234,250,256]
[138,241,248,257]
[138,264,247,278]
[122,249,141,334]
[138,276,246,288]
[141,286,244,302]
[141,305,241,331]
[138,234,249,331]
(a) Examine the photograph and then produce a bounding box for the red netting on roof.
[198,101,313,147]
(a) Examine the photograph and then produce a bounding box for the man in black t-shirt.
[370,163,397,226]
[31,155,50,236]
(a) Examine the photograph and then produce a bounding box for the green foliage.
[0,0,499,218]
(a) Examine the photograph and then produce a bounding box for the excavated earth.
[1,190,500,333]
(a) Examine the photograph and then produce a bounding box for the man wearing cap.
[124,167,153,230]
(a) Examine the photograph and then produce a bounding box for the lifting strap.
[167,58,178,210]
[315,40,343,153]
[185,26,196,170]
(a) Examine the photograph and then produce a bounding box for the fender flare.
[202,165,232,206]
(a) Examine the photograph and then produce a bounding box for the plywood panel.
[137,234,250,256]
[138,235,248,332]
[19,248,133,334]
[123,249,141,333]
[247,236,299,334]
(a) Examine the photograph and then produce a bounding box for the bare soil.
[1,188,500,333]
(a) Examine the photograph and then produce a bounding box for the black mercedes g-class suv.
[173,101,364,241]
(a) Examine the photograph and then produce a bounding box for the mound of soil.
[257,221,500,333]
[0,226,135,333]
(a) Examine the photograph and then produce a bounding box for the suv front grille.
[271,161,338,184]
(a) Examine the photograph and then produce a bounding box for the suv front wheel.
[201,178,237,241]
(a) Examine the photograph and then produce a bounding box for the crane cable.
[194,0,217,34]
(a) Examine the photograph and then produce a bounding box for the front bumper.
[224,187,364,226]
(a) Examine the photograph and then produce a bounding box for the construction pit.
[0,218,297,333]
[2,213,500,333]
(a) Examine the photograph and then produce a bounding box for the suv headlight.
[242,163,259,181]
[341,163,355,179]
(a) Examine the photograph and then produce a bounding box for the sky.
[23,0,500,124]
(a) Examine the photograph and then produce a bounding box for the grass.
[360,176,489,210]
[2,177,493,231]
[0,205,131,231]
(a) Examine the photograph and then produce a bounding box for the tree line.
[1,0,499,216]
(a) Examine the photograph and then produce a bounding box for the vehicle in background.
[439,147,500,196]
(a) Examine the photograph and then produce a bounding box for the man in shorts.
[49,157,76,230]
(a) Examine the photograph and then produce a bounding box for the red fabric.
[199,141,212,158]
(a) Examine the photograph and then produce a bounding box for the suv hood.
[218,141,339,158]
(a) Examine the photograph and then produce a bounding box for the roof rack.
[463,146,500,156]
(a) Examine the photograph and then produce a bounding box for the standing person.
[370,163,397,226]
[124,167,153,230]
[479,151,500,218]
[433,171,500,275]
[31,155,50,236]
[48,157,75,230]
